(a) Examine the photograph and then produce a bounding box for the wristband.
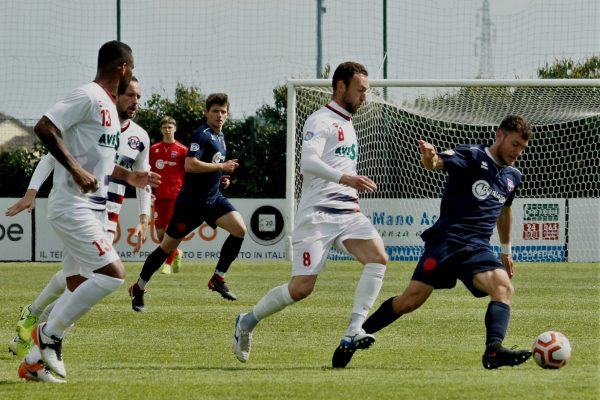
[500,242,512,255]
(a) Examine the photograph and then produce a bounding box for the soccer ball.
[532,331,571,369]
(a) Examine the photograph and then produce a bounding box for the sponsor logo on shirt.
[190,143,200,151]
[155,159,178,170]
[480,161,488,170]
[472,179,506,203]
[170,150,178,158]
[507,177,514,192]
[304,131,314,141]
[98,131,120,150]
[334,144,357,160]
[127,136,140,151]
[212,152,225,163]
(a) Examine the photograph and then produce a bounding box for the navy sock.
[139,246,170,282]
[485,301,510,348]
[362,297,401,334]
[215,235,244,274]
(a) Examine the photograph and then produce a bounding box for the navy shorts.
[166,194,236,239]
[411,239,505,298]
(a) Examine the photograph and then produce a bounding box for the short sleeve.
[187,131,209,159]
[44,87,92,134]
[439,145,470,173]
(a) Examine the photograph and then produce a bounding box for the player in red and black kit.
[149,116,187,274]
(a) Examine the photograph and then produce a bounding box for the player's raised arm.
[418,139,444,170]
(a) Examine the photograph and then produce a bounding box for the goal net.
[286,79,600,263]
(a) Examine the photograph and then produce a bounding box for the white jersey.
[45,82,120,219]
[296,101,360,218]
[106,120,151,233]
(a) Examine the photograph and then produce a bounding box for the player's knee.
[374,251,388,265]
[360,250,388,266]
[491,282,514,303]
[288,282,314,301]
[230,225,246,238]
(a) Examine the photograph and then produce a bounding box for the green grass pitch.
[0,261,598,399]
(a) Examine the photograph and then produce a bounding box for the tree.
[135,83,207,146]
[135,83,288,198]
[537,55,600,78]
[224,85,287,198]
[0,142,45,197]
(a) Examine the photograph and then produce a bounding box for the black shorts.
[166,194,236,239]
[411,239,505,297]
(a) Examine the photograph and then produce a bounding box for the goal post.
[285,79,600,263]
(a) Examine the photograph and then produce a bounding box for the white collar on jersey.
[327,101,352,120]
[485,146,506,167]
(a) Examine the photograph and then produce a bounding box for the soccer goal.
[285,79,600,263]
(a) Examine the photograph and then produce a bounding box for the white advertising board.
[32,198,287,262]
[568,199,600,262]
[0,198,33,261]
[1,197,596,263]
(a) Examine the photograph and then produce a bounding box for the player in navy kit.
[129,93,246,311]
[334,115,534,369]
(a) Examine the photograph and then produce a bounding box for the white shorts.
[49,208,119,277]
[291,211,381,276]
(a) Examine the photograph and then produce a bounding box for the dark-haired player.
[233,61,387,364]
[129,93,246,311]
[25,41,159,381]
[334,115,534,369]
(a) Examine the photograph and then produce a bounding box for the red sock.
[165,250,177,265]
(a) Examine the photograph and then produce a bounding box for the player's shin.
[361,297,402,334]
[252,284,295,323]
[44,274,123,337]
[346,263,385,336]
[139,246,170,283]
[484,300,510,347]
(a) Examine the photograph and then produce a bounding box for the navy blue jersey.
[178,122,226,202]
[421,144,522,247]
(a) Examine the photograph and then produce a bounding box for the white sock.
[29,270,66,316]
[346,263,386,336]
[25,345,42,364]
[39,301,57,323]
[44,274,123,338]
[214,270,226,278]
[252,284,294,322]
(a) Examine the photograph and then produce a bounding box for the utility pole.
[116,0,121,41]
[316,0,326,78]
[476,0,494,78]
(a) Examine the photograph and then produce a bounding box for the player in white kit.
[15,41,159,382]
[233,61,388,367]
[6,77,153,382]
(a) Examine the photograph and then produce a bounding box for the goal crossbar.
[285,79,600,262]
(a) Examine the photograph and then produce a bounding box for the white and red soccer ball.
[532,331,571,369]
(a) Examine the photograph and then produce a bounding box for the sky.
[0,0,597,124]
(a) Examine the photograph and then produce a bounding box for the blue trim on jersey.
[108,176,127,185]
[326,193,359,203]
[314,206,360,214]
[88,196,107,205]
